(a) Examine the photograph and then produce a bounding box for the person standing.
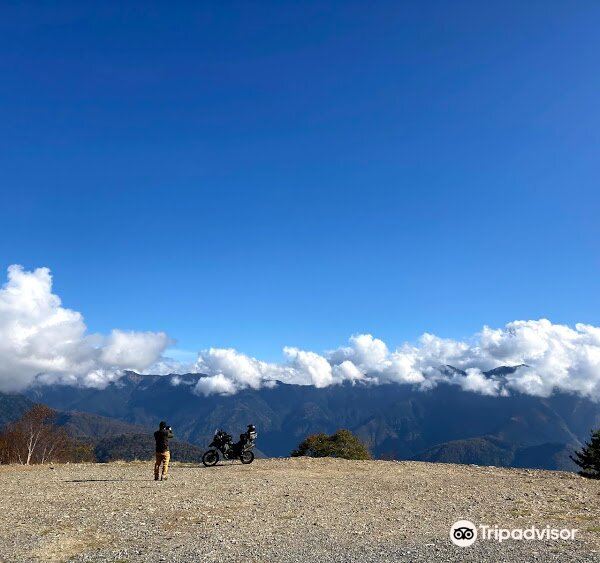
[154,421,173,481]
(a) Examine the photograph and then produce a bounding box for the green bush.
[291,429,371,460]
[69,442,97,463]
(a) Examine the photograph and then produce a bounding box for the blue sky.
[1,2,599,362]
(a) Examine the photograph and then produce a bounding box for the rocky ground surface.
[1,458,599,562]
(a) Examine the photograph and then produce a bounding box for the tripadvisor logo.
[450,520,477,547]
[450,520,577,547]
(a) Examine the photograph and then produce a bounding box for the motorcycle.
[202,426,257,467]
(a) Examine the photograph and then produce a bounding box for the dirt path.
[1,458,599,562]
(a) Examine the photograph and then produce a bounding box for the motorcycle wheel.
[240,451,254,464]
[202,449,219,467]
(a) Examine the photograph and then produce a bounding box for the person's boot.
[154,475,159,481]
[162,475,168,481]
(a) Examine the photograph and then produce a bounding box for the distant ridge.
[24,367,599,470]
[0,392,34,428]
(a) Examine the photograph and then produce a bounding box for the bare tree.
[0,405,74,465]
[39,426,70,464]
[0,422,27,464]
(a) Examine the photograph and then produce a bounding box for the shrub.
[291,429,371,460]
[69,442,97,463]
[571,429,600,479]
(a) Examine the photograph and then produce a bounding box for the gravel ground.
[1,458,599,562]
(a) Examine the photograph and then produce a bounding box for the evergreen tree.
[571,429,600,479]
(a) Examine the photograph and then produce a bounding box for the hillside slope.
[55,411,149,441]
[0,392,34,427]
[0,393,209,462]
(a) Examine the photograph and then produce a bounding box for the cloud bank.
[3,265,600,401]
[0,265,170,392]
[191,322,600,400]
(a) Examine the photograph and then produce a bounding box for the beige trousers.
[154,451,170,479]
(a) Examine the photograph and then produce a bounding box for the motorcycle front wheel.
[202,449,220,467]
[240,451,254,464]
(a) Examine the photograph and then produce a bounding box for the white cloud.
[0,265,171,391]
[459,368,504,396]
[4,265,600,402]
[193,347,292,393]
[185,321,600,400]
[194,373,238,396]
[284,347,335,387]
[328,334,389,372]
[332,360,366,383]
[100,330,171,371]
[143,357,193,377]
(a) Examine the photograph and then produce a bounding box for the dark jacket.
[154,428,174,453]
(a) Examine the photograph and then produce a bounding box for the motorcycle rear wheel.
[202,449,220,467]
[240,451,254,464]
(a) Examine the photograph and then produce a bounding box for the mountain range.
[0,391,209,463]
[23,367,600,470]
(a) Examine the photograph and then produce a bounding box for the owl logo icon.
[450,520,477,547]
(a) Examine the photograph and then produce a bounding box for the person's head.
[159,421,167,430]
[248,424,256,432]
